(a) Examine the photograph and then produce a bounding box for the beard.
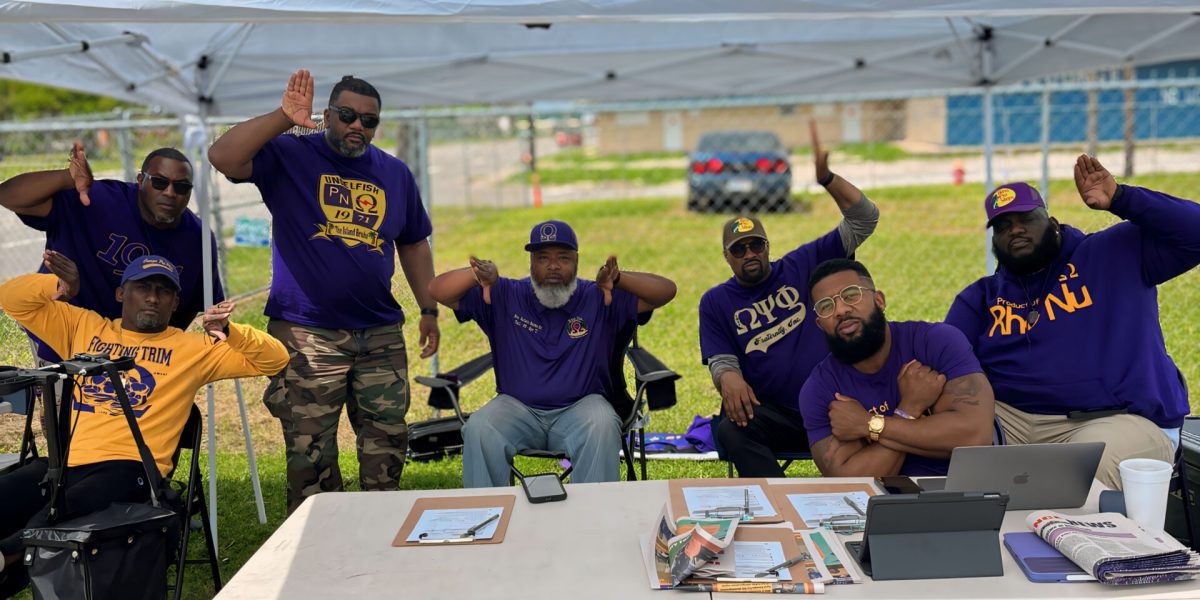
[132,312,167,331]
[826,307,889,365]
[325,128,368,158]
[992,225,1061,276]
[530,276,578,309]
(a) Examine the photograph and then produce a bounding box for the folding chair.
[166,405,221,600]
[711,412,813,478]
[0,366,41,474]
[415,322,680,483]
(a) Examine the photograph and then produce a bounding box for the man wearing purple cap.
[946,155,1200,488]
[429,220,677,487]
[0,254,286,595]
[699,122,880,477]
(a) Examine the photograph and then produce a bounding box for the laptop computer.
[917,442,1104,510]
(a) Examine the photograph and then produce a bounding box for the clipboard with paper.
[392,494,517,547]
[668,478,782,524]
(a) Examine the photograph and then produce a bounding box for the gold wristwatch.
[867,415,886,442]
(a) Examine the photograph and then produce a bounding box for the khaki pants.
[995,401,1173,490]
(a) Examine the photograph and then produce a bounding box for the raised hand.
[67,141,94,206]
[719,370,760,426]
[1073,154,1118,211]
[202,300,237,341]
[43,250,79,301]
[595,255,620,306]
[469,256,498,305]
[809,118,832,184]
[896,359,946,416]
[830,393,870,442]
[281,69,319,129]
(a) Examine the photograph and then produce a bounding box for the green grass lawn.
[3,172,1199,598]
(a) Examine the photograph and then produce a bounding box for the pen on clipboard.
[461,513,500,538]
[843,495,865,516]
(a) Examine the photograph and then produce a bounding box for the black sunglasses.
[728,238,767,258]
[140,172,193,195]
[328,105,380,129]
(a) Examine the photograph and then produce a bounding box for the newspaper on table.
[1027,511,1200,585]
[796,530,864,585]
[647,503,740,587]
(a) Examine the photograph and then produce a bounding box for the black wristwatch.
[420,307,439,317]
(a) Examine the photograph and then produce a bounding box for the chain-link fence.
[3,74,1200,372]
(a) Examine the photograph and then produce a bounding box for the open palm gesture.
[1073,154,1117,211]
[281,69,319,129]
[67,141,94,206]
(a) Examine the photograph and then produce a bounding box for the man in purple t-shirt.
[699,122,880,477]
[209,69,440,512]
[0,142,224,362]
[430,220,677,487]
[799,259,995,477]
[946,156,1199,488]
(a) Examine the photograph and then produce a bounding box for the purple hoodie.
[945,185,1200,429]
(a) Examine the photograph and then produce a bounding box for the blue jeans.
[461,394,621,488]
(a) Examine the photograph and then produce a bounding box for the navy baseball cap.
[524,220,579,251]
[985,182,1046,227]
[121,255,181,290]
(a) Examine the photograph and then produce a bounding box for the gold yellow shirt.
[0,274,289,476]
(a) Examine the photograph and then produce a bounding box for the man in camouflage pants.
[209,70,439,512]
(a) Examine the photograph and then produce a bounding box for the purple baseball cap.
[121,255,181,290]
[524,220,579,251]
[985,182,1046,227]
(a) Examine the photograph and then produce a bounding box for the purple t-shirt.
[243,133,432,329]
[454,277,640,409]
[946,185,1198,429]
[798,321,983,476]
[18,180,224,362]
[698,229,846,409]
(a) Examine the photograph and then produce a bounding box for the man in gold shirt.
[0,253,288,596]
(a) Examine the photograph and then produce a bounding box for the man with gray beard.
[430,220,677,487]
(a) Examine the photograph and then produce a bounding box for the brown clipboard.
[392,494,517,547]
[768,482,878,530]
[668,478,782,524]
[688,526,811,585]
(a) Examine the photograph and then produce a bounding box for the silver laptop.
[918,442,1105,510]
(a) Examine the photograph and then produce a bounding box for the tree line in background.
[0,80,127,120]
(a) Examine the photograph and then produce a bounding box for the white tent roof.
[3,2,1200,116]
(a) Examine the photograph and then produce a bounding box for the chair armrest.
[415,375,455,389]
[636,369,680,384]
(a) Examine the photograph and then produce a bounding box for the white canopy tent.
[3,0,1199,545]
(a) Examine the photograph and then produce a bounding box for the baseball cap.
[524,220,579,251]
[985,182,1046,227]
[121,255,181,290]
[723,215,769,250]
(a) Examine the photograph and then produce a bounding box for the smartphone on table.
[875,475,923,495]
[518,473,567,503]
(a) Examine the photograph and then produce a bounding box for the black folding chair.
[165,405,221,600]
[0,366,40,475]
[416,322,680,483]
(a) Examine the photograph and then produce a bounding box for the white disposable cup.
[1119,458,1173,533]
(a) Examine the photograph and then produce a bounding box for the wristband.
[893,408,919,420]
[818,171,836,187]
[420,307,439,317]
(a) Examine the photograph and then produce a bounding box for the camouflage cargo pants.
[263,319,410,513]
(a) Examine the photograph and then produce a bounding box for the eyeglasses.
[728,239,767,258]
[813,285,876,319]
[140,172,193,195]
[328,105,380,129]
